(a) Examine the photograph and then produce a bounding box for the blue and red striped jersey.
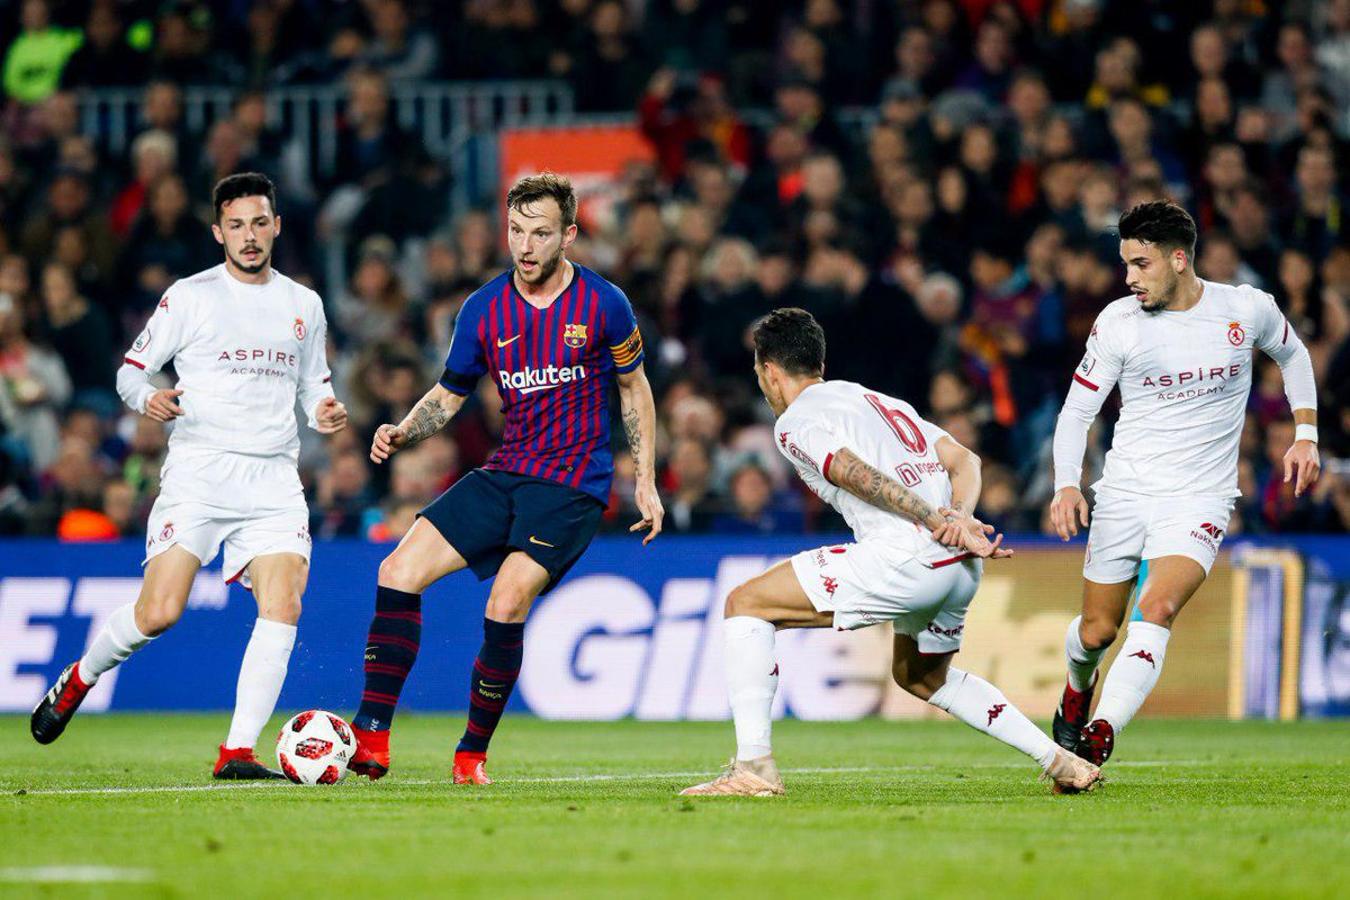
[438,264,644,503]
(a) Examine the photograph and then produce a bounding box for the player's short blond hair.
[506,172,577,228]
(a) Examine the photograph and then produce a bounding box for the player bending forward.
[347,173,663,785]
[31,173,348,779]
[682,309,1101,797]
[1049,201,1319,766]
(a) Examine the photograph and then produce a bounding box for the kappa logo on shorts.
[778,431,788,448]
[1129,649,1156,668]
[297,525,311,544]
[821,576,839,597]
[986,703,1006,726]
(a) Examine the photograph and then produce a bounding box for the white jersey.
[1054,280,1317,499]
[117,264,335,463]
[774,380,959,567]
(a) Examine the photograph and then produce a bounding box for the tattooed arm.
[827,447,947,529]
[617,364,664,544]
[369,383,467,464]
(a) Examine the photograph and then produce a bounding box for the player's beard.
[230,244,271,275]
[518,246,564,285]
[1138,269,1179,312]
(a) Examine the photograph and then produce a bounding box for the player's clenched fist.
[1050,486,1090,541]
[145,388,184,422]
[315,397,348,434]
[370,423,408,464]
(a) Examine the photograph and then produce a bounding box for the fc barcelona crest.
[564,323,588,349]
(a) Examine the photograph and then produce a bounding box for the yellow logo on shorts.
[563,323,588,349]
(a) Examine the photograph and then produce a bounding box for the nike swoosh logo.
[528,535,556,548]
[497,335,521,348]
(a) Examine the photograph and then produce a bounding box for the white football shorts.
[790,541,983,654]
[1083,487,1235,584]
[144,447,311,588]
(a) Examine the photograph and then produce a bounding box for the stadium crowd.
[0,0,1348,542]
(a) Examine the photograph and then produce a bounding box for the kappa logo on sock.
[986,703,1006,726]
[1129,649,1156,668]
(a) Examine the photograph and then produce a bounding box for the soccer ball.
[276,710,355,785]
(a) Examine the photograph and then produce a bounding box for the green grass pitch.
[1,715,1347,898]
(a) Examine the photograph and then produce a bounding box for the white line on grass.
[11,760,1208,797]
[0,866,155,884]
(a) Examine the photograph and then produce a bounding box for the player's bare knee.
[378,551,425,594]
[1137,597,1180,627]
[1079,616,1118,650]
[724,583,772,621]
[134,595,183,636]
[260,592,302,625]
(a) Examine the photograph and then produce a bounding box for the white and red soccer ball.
[276,710,354,785]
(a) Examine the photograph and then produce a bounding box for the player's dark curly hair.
[1117,200,1197,262]
[752,308,826,376]
[506,171,578,228]
[212,172,277,221]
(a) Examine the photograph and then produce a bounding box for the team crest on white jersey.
[133,328,151,352]
[294,317,306,340]
[1227,321,1245,346]
[564,323,588,348]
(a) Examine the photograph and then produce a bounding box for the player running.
[347,172,663,785]
[681,308,1100,797]
[31,173,349,779]
[1049,201,1319,766]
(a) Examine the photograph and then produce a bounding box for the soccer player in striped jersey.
[347,172,664,784]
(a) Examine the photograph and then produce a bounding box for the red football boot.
[1052,674,1097,753]
[452,751,492,785]
[1076,718,1116,766]
[31,662,93,745]
[349,726,391,780]
[213,745,284,780]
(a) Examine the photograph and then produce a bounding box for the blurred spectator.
[710,458,801,533]
[0,286,70,470]
[38,261,115,409]
[2,0,81,105]
[19,171,117,290]
[61,3,148,89]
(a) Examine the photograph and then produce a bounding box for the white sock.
[224,618,297,750]
[78,604,153,685]
[1065,615,1106,692]
[723,616,778,761]
[1093,620,1170,733]
[929,668,1058,770]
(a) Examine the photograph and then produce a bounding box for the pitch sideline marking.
[0,866,156,883]
[12,760,1207,797]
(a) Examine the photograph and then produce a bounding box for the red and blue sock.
[352,586,422,733]
[456,618,525,754]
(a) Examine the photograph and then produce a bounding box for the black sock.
[456,618,525,754]
[353,586,422,732]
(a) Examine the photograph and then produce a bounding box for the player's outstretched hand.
[935,508,1013,560]
[1283,439,1320,497]
[1050,486,1090,541]
[315,397,348,434]
[630,480,665,546]
[370,423,408,464]
[145,388,184,422]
